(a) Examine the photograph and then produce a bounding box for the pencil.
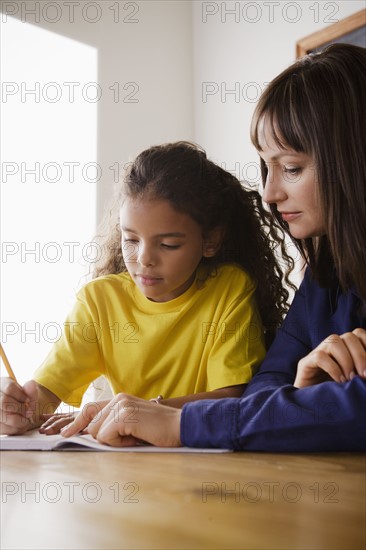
[0,344,17,382]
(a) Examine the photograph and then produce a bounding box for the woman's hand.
[62,393,182,448]
[294,328,366,388]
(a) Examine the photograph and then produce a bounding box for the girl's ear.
[202,227,225,258]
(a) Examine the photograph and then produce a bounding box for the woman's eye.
[284,166,301,176]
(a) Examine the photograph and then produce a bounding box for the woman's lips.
[280,212,301,222]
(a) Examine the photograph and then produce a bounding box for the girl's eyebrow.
[121,226,186,238]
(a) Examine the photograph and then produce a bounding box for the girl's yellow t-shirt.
[33,264,266,406]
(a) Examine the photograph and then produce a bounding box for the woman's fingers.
[61,401,106,437]
[320,334,355,381]
[87,394,182,448]
[344,329,366,377]
[295,329,366,388]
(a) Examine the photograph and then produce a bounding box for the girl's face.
[257,118,325,239]
[120,196,216,302]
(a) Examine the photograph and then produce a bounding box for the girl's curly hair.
[92,141,295,348]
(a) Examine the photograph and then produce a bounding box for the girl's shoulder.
[77,271,132,298]
[206,263,255,292]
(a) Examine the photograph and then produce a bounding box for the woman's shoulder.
[297,267,362,316]
[299,267,340,296]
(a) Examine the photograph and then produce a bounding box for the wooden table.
[1,451,365,549]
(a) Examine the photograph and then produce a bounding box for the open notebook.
[0,429,231,453]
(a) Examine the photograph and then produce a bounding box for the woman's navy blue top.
[181,269,366,451]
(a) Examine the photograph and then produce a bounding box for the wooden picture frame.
[296,9,366,57]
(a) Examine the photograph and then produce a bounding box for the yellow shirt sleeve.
[204,277,265,391]
[33,291,106,406]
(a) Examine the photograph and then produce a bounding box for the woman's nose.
[262,167,287,205]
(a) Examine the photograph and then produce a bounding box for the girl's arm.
[159,384,246,408]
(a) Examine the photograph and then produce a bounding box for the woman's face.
[257,118,325,240]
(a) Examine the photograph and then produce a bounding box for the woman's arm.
[181,376,366,451]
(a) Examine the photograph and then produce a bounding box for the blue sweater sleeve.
[181,377,366,451]
[181,270,366,451]
[244,272,312,396]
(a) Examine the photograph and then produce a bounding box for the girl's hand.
[39,412,78,435]
[294,328,366,388]
[0,378,37,435]
[63,393,182,448]
[59,399,112,437]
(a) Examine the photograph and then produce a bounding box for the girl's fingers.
[0,413,32,434]
[0,378,30,410]
[39,413,76,434]
[0,381,33,420]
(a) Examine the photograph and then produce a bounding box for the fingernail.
[340,375,346,383]
[363,370,366,378]
[349,372,355,380]
[60,426,70,436]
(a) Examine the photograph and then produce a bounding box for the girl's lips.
[280,212,302,222]
[137,275,162,286]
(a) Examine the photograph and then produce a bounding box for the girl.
[67,44,365,451]
[0,141,292,435]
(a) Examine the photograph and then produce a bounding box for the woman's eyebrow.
[260,153,301,162]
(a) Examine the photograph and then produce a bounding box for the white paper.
[0,430,231,453]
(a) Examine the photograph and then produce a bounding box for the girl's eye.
[161,244,181,250]
[123,238,138,244]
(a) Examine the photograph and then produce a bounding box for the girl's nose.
[137,245,155,267]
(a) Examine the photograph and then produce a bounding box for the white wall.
[1,0,194,382]
[192,0,364,175]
